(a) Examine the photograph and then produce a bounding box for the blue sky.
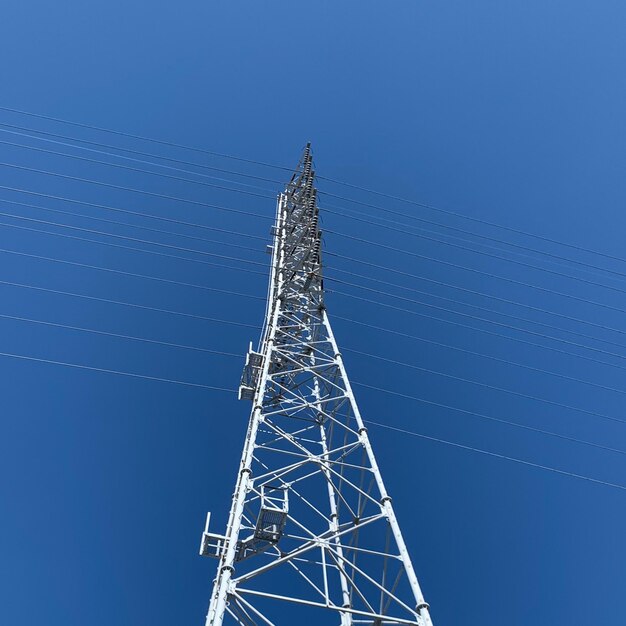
[1,1,625,625]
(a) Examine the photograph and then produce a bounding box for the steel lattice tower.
[200,145,434,626]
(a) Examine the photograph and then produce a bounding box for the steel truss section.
[201,145,434,626]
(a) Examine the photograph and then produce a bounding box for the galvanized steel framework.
[200,145,434,626]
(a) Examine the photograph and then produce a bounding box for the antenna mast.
[200,145,434,626]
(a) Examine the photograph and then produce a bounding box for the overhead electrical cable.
[354,374,626,454]
[0,222,269,277]
[334,313,626,382]
[0,128,281,197]
[0,247,267,299]
[321,197,626,282]
[5,137,626,295]
[5,205,626,353]
[316,183,626,268]
[0,121,286,185]
[3,226,626,374]
[0,279,263,329]
[4,216,626,360]
[327,264,626,341]
[362,419,626,492]
[4,122,621,283]
[1,251,623,425]
[348,349,626,415]
[2,312,623,456]
[0,210,269,269]
[0,343,622,491]
[0,139,278,203]
[0,350,235,391]
[0,258,626,419]
[325,241,626,317]
[4,187,626,346]
[3,104,623,268]
[4,186,626,349]
[3,156,626,319]
[0,184,268,242]
[0,196,268,254]
[4,252,621,383]
[0,162,274,221]
[5,234,626,393]
[324,224,626,298]
[4,235,626,422]
[0,313,242,357]
[329,284,626,363]
[4,241,626,394]
[329,288,626,370]
[327,274,626,352]
[0,105,296,172]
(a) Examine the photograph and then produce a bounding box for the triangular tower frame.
[200,145,434,626]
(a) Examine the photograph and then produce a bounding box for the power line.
[348,353,626,424]
[5,205,625,355]
[0,105,295,172]
[0,138,277,203]
[324,226,626,301]
[3,310,624,456]
[5,183,626,352]
[0,312,242,357]
[328,263,626,342]
[4,157,626,328]
[330,287,626,366]
[0,210,268,270]
[0,128,281,197]
[357,379,626,454]
[5,188,626,352]
[0,246,266,300]
[6,214,625,365]
[0,278,262,329]
[5,187,626,349]
[2,345,622,493]
[363,419,626,493]
[0,196,267,254]
[3,103,623,270]
[4,180,620,394]
[4,239,625,400]
[4,224,626,375]
[4,156,626,321]
[334,313,626,384]
[323,204,626,290]
[332,287,626,373]
[317,183,626,269]
[319,192,626,281]
[7,135,626,300]
[328,274,626,353]
[5,241,624,424]
[6,210,626,381]
[1,349,236,391]
[0,162,274,222]
[6,234,626,405]
[325,242,626,318]
[0,184,268,242]
[0,122,285,185]
[6,254,624,433]
[0,218,266,276]
[6,121,620,285]
[6,236,626,426]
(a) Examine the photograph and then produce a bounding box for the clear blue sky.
[1,2,625,625]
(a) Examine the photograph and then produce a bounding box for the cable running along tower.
[200,145,434,626]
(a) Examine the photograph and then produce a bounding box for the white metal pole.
[312,362,353,626]
[205,198,287,626]
[322,309,434,626]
